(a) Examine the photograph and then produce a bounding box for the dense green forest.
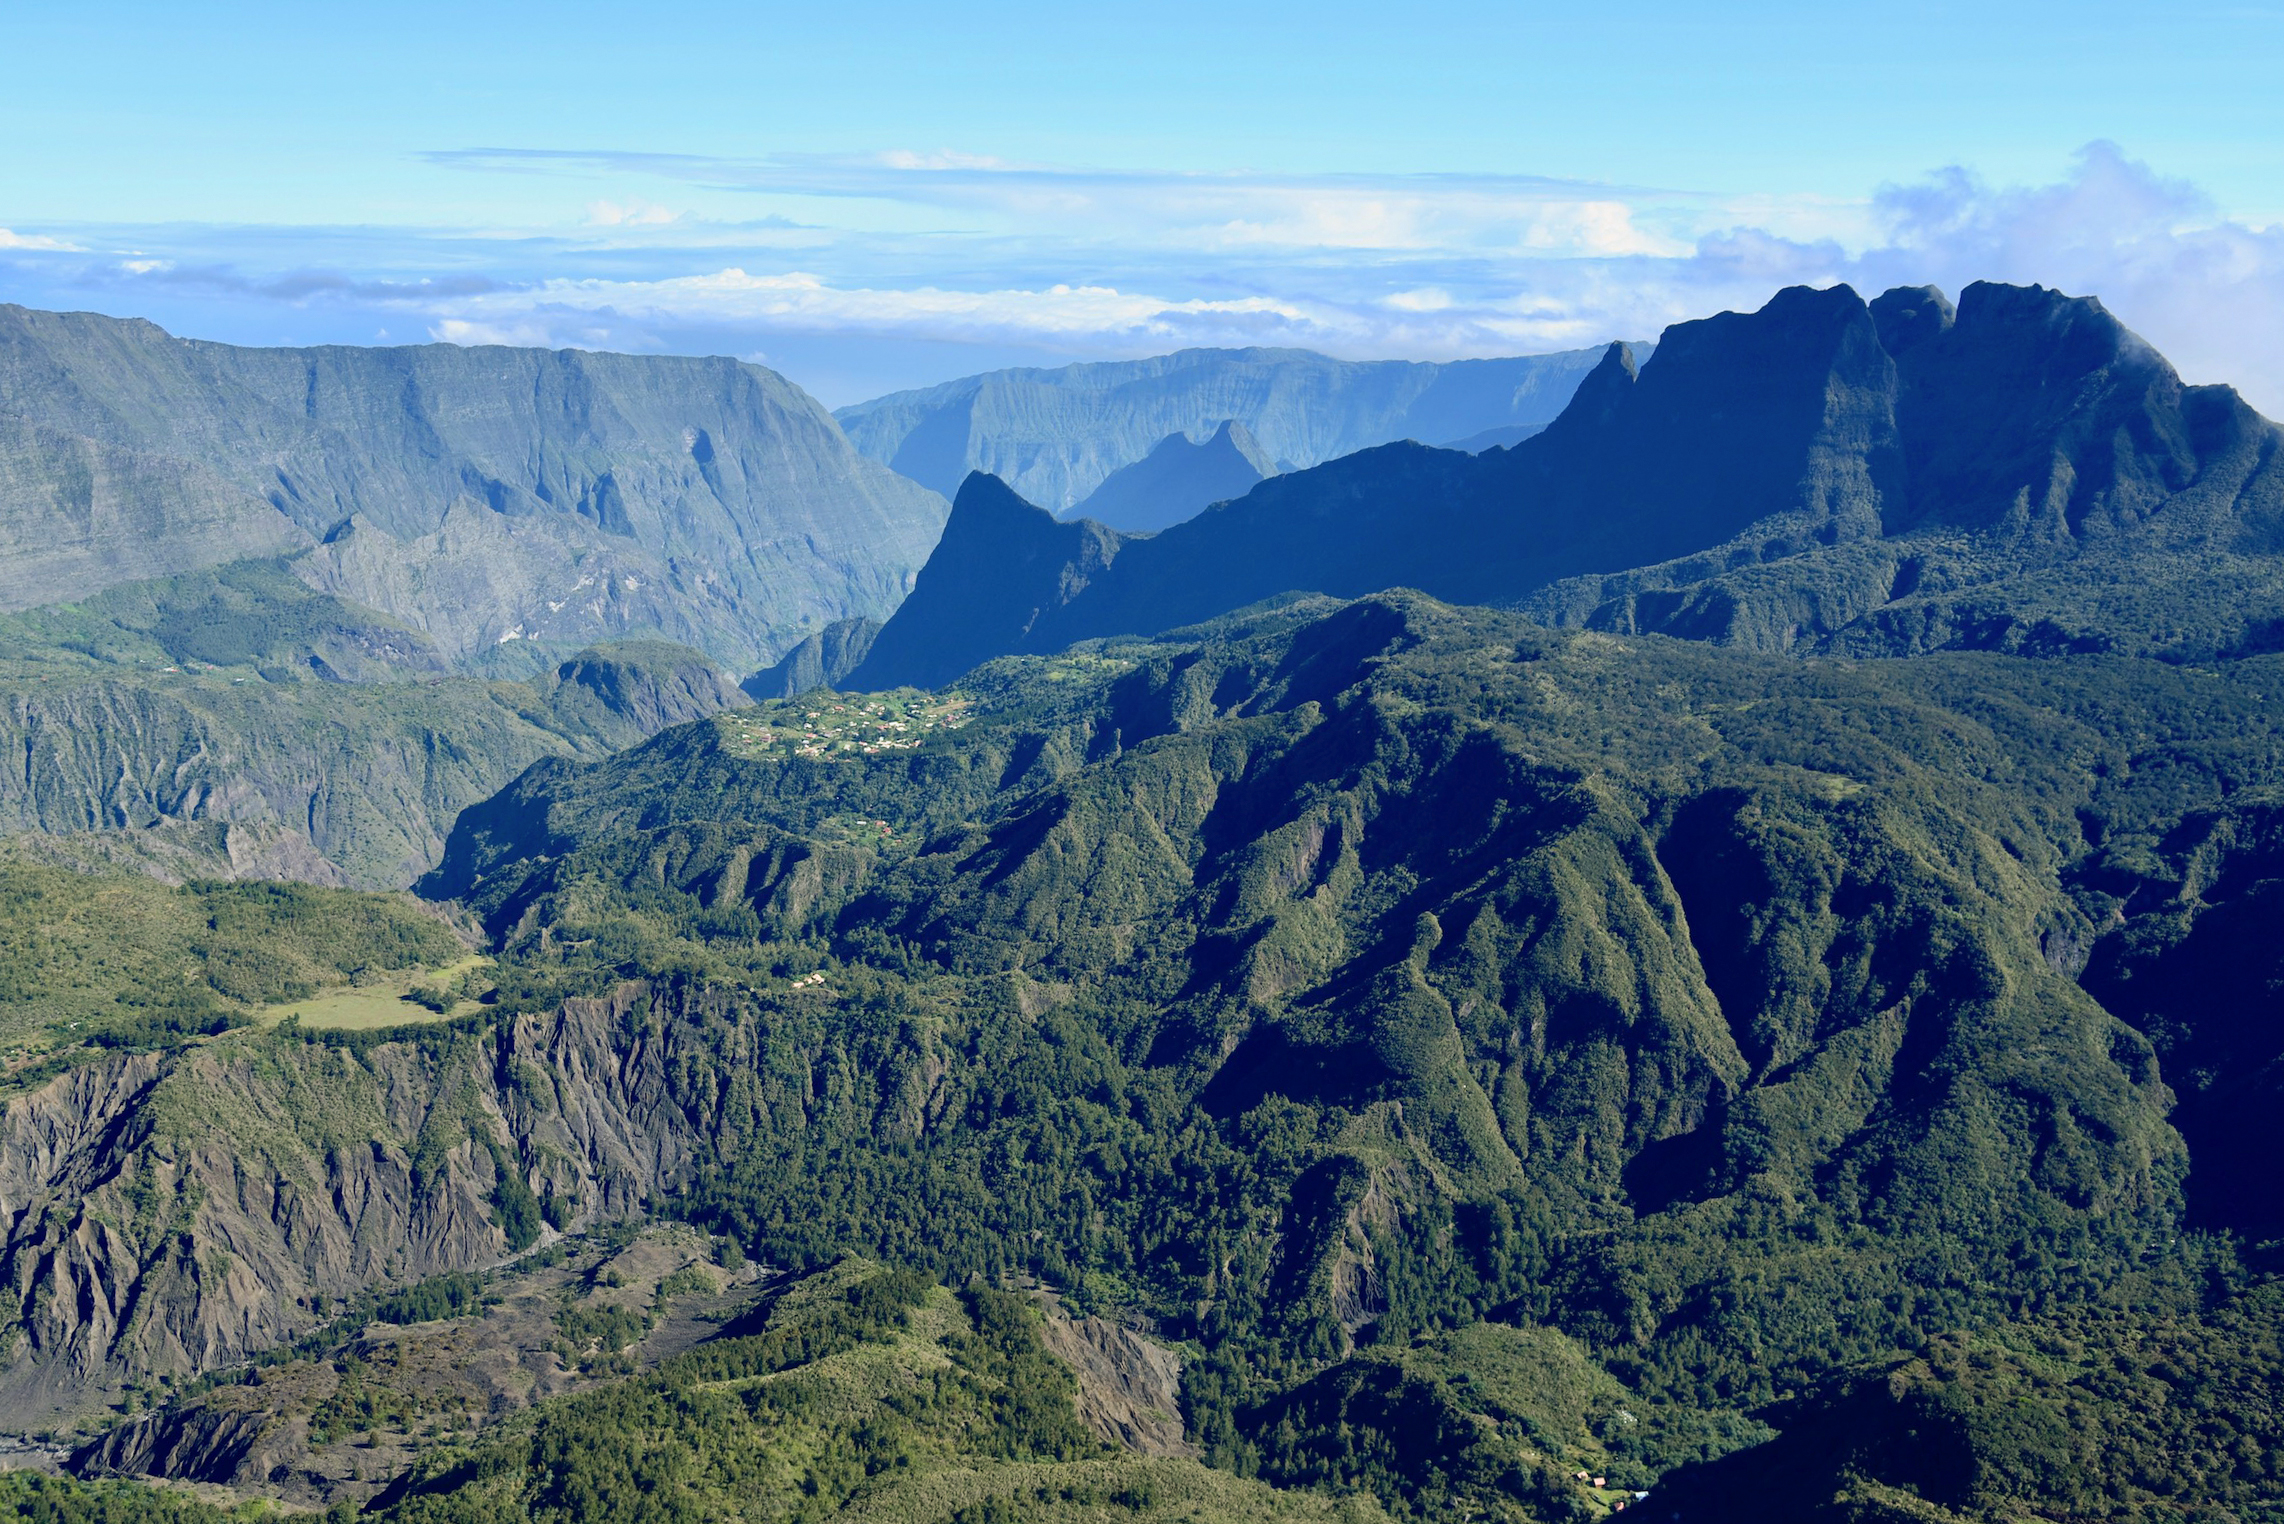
[9,592,2284,1521]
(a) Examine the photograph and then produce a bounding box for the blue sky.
[3,0,2282,408]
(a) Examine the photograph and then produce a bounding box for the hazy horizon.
[4,1,2280,411]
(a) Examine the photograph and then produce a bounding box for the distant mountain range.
[0,305,946,673]
[832,344,1633,510]
[846,281,2284,691]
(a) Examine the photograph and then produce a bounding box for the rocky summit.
[1067,420,1280,534]
[0,282,2280,1524]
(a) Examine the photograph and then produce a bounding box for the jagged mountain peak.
[1870,282,1956,354]
[1064,416,1281,533]
[834,342,1637,507]
[842,471,1129,691]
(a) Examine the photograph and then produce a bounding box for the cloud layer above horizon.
[2,142,2278,413]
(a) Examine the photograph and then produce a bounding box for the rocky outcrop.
[1066,419,1277,533]
[2,821,351,888]
[0,634,748,887]
[74,1369,315,1485]
[850,282,2284,677]
[1038,1312,1193,1457]
[844,474,1129,691]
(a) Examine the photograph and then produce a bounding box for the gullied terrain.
[0,561,752,886]
[0,590,2263,1517]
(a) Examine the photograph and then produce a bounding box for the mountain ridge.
[1066,419,1279,533]
[846,282,2284,689]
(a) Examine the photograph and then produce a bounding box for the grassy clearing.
[262,955,492,1030]
[0,859,471,1059]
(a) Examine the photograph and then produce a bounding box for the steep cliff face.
[1039,1310,1193,1456]
[1531,281,2284,653]
[844,474,1130,691]
[0,306,946,669]
[0,986,740,1423]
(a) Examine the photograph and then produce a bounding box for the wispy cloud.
[3,143,2278,413]
[584,199,683,228]
[426,147,1716,257]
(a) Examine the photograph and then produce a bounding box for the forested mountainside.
[0,560,750,886]
[833,346,1627,509]
[0,304,946,672]
[7,589,2279,1521]
[847,283,2284,691]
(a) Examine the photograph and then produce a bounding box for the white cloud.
[0,229,84,251]
[1853,143,2284,406]
[434,268,1327,348]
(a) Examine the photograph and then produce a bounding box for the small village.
[714,690,972,761]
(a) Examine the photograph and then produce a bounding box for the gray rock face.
[2,822,353,888]
[0,306,947,670]
[1037,1311,1193,1457]
[0,635,750,888]
[1066,419,1277,533]
[834,344,1632,510]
